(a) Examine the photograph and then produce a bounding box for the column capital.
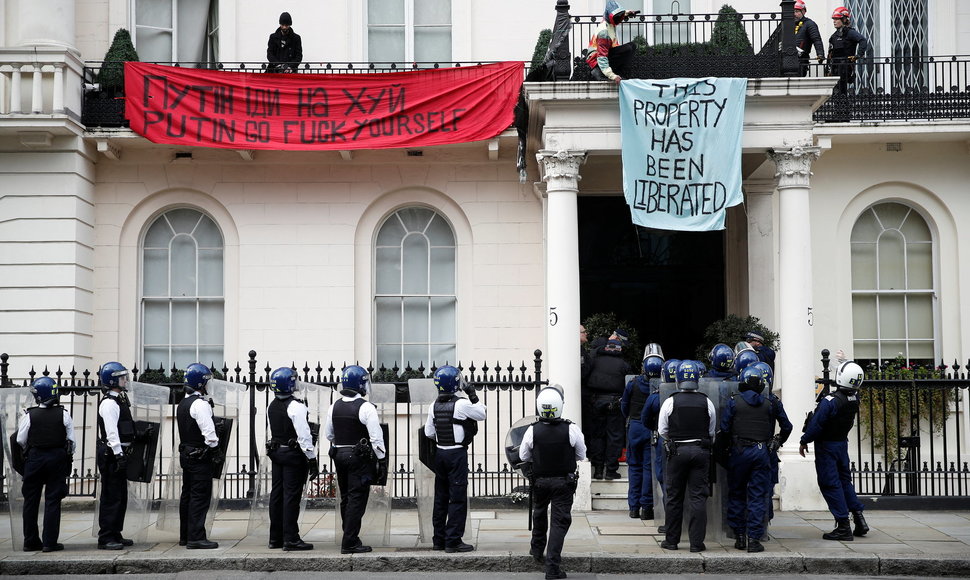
[536,149,587,184]
[767,145,821,189]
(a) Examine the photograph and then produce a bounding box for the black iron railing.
[0,351,545,501]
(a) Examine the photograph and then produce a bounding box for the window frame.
[365,0,453,63]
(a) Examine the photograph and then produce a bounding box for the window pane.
[909,340,934,359]
[198,347,223,369]
[143,248,169,296]
[375,297,402,344]
[398,207,433,233]
[144,218,172,247]
[430,344,456,366]
[375,247,401,294]
[853,340,877,360]
[900,209,930,241]
[881,341,906,361]
[172,301,197,344]
[430,297,456,342]
[906,294,933,339]
[368,28,405,61]
[907,242,932,289]
[368,0,404,25]
[429,248,455,294]
[415,0,451,25]
[171,235,197,296]
[172,347,196,371]
[198,249,223,296]
[852,295,877,339]
[402,234,429,294]
[403,297,429,343]
[414,28,452,62]
[403,344,428,367]
[878,295,905,339]
[167,208,202,234]
[143,347,169,369]
[376,215,406,246]
[851,242,876,290]
[143,302,170,345]
[426,213,455,246]
[199,301,223,345]
[376,345,401,369]
[135,28,173,62]
[137,0,173,28]
[851,209,880,242]
[194,215,223,247]
[873,202,909,230]
[877,230,904,289]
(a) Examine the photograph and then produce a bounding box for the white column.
[10,64,23,114]
[537,149,587,425]
[767,144,826,511]
[745,179,777,330]
[52,63,65,113]
[14,0,78,53]
[31,65,44,113]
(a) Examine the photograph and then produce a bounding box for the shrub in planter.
[97,28,139,93]
[710,5,753,56]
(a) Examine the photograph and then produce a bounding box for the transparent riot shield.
[156,379,240,538]
[333,383,393,547]
[646,378,666,525]
[654,381,677,531]
[91,382,170,544]
[698,377,736,545]
[409,378,439,544]
[1,387,34,551]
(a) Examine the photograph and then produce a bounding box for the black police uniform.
[20,405,72,551]
[267,397,312,548]
[584,348,630,478]
[96,392,135,546]
[176,394,217,545]
[828,24,868,94]
[662,390,714,550]
[330,397,375,551]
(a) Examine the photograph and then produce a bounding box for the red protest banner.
[124,61,524,151]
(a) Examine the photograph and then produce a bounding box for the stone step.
[590,495,630,511]
[590,478,630,495]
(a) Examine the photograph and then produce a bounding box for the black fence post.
[247,349,258,498]
[0,353,9,387]
[549,0,573,81]
[0,353,7,500]
[779,0,799,76]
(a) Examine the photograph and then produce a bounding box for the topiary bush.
[582,312,644,370]
[710,4,753,56]
[695,314,778,361]
[526,29,553,82]
[97,28,139,93]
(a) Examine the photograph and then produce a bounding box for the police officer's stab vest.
[97,394,135,444]
[331,398,369,445]
[628,381,649,421]
[531,420,577,477]
[818,389,859,441]
[268,397,299,442]
[667,391,710,441]
[731,395,773,441]
[26,407,67,449]
[177,395,206,447]
[433,395,460,446]
[829,27,859,60]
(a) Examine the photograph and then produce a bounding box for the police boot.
[733,533,746,550]
[593,465,604,480]
[851,511,869,537]
[747,536,764,553]
[822,518,854,541]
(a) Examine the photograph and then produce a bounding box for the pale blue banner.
[620,78,747,231]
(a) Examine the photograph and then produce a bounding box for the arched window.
[141,208,225,369]
[850,202,934,364]
[374,207,456,369]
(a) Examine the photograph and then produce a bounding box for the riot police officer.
[621,345,664,520]
[325,365,386,554]
[743,332,776,371]
[17,377,76,552]
[720,364,792,552]
[659,360,716,552]
[519,386,586,580]
[425,365,486,552]
[707,343,736,379]
[266,367,317,551]
[96,362,135,550]
[585,339,631,480]
[177,363,220,549]
[800,360,869,541]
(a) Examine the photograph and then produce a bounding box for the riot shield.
[646,378,665,524]
[409,378,440,544]
[505,416,534,478]
[156,379,240,538]
[653,380,677,530]
[1,387,34,551]
[698,377,736,545]
[91,382,170,545]
[333,383,393,547]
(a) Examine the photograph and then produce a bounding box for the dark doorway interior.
[578,196,726,361]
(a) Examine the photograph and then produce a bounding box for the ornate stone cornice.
[767,145,821,189]
[536,149,587,185]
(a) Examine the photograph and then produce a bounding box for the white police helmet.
[836,360,865,390]
[536,386,565,420]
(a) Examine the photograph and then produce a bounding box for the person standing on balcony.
[325,365,386,554]
[95,362,135,550]
[266,367,317,552]
[586,1,640,83]
[176,363,221,549]
[793,1,824,77]
[519,385,586,580]
[799,360,870,541]
[267,12,303,73]
[425,365,486,553]
[17,377,75,553]
[585,338,631,480]
[827,7,869,94]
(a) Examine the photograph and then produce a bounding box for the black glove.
[307,458,319,481]
[113,453,128,474]
[208,447,225,466]
[768,435,782,454]
[375,457,388,485]
[464,384,479,404]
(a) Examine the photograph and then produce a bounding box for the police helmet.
[708,343,735,372]
[270,367,297,397]
[643,355,664,378]
[836,360,864,390]
[99,361,130,390]
[341,365,370,395]
[750,361,773,391]
[643,342,664,360]
[676,360,701,390]
[739,365,767,393]
[30,376,60,405]
[433,365,463,394]
[695,361,708,376]
[661,358,681,383]
[184,363,213,394]
[733,349,760,375]
[536,386,564,420]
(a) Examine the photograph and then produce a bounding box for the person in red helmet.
[793,1,824,77]
[827,7,869,94]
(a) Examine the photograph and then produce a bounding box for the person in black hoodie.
[584,338,631,480]
[267,12,303,73]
